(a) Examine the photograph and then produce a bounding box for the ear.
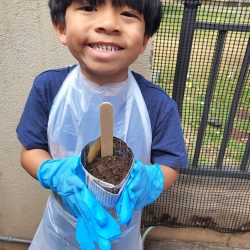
[140,36,150,53]
[54,22,67,45]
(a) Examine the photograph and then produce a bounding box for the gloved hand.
[37,155,120,250]
[116,160,164,224]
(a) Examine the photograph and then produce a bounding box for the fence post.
[172,0,201,117]
[193,30,227,168]
[216,38,250,169]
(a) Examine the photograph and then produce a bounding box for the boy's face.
[56,0,149,84]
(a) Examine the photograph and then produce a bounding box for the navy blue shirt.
[16,66,188,168]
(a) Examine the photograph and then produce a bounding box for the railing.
[171,0,249,173]
[142,0,250,232]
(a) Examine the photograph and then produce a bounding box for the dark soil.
[230,127,249,144]
[236,109,250,121]
[87,156,131,185]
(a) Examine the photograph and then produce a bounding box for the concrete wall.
[0,0,152,248]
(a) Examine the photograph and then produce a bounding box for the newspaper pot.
[80,136,134,209]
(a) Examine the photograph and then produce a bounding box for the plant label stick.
[100,102,113,157]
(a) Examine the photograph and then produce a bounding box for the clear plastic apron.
[29,65,152,250]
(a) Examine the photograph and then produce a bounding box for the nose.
[95,11,120,34]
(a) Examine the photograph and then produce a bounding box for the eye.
[121,11,140,19]
[79,5,96,12]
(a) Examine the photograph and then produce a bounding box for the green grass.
[159,4,250,35]
[153,3,250,168]
[197,7,250,24]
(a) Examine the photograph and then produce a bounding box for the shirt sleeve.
[151,102,188,169]
[16,77,49,151]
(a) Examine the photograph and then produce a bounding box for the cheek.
[65,29,84,47]
[66,18,85,36]
[129,28,146,48]
[132,36,147,54]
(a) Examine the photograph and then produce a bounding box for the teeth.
[93,45,120,52]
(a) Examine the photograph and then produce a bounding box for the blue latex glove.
[116,160,164,224]
[37,155,120,250]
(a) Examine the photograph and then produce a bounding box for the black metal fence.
[142,0,250,233]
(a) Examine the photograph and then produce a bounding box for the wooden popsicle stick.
[100,102,113,157]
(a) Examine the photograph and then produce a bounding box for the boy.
[16,0,188,249]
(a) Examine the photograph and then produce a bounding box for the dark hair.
[48,0,163,36]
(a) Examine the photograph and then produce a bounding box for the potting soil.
[87,156,131,185]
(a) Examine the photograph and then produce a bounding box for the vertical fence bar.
[192,30,227,167]
[216,38,250,169]
[241,137,250,171]
[172,0,201,117]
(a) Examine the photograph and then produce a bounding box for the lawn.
[160,4,250,35]
[152,2,250,168]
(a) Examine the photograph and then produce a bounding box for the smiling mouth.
[89,43,123,52]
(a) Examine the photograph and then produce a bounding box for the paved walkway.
[145,240,249,250]
[143,227,250,250]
